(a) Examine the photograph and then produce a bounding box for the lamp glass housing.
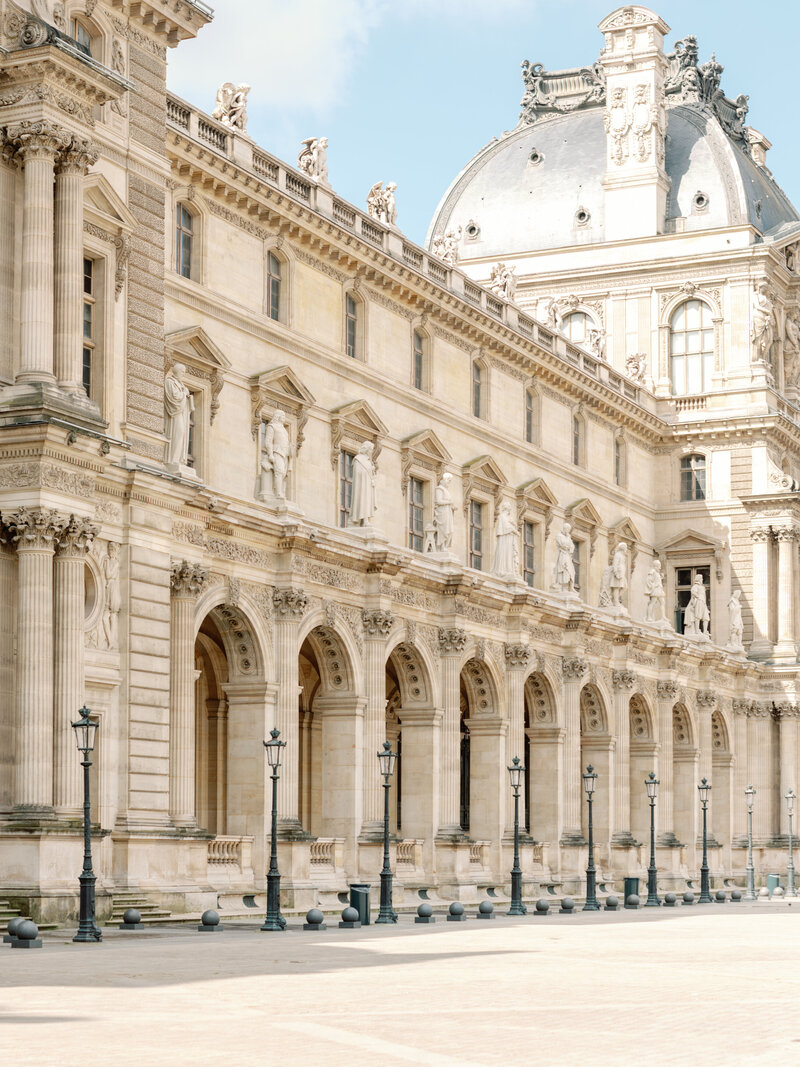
[787,790,796,817]
[264,728,285,769]
[645,772,659,800]
[745,785,756,812]
[698,778,711,805]
[72,707,99,754]
[582,765,597,796]
[507,757,524,792]
[377,741,396,778]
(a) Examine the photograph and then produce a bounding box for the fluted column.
[361,609,394,835]
[438,627,467,835]
[611,669,636,844]
[5,508,66,812]
[561,657,587,844]
[731,700,750,845]
[656,681,679,845]
[272,588,308,829]
[777,703,798,836]
[169,560,208,827]
[750,529,772,658]
[749,702,774,842]
[697,690,717,842]
[8,121,70,383]
[54,516,98,815]
[774,528,797,662]
[54,137,97,393]
[504,643,530,833]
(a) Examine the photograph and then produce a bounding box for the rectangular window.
[472,362,482,418]
[345,295,357,358]
[675,565,711,634]
[525,391,534,443]
[614,438,623,486]
[71,19,92,53]
[186,399,196,469]
[176,204,193,279]
[572,540,582,592]
[572,415,581,465]
[82,257,95,397]
[267,252,281,321]
[469,500,483,570]
[408,477,425,552]
[523,520,535,587]
[339,450,354,527]
[413,331,424,390]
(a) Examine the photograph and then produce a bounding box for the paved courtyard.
[1,905,799,1066]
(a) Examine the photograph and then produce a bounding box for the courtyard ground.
[1,903,798,1065]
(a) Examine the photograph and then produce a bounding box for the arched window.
[680,454,706,501]
[266,251,282,321]
[70,17,95,55]
[412,329,429,391]
[562,311,590,345]
[572,412,584,466]
[344,292,362,359]
[670,299,714,395]
[175,203,195,280]
[472,360,484,418]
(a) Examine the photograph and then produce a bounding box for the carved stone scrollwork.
[750,528,771,543]
[56,515,98,557]
[3,507,66,550]
[562,657,588,680]
[774,701,799,720]
[272,587,308,619]
[504,643,531,669]
[57,136,99,176]
[438,627,467,655]
[612,669,636,690]
[696,689,717,708]
[657,680,680,701]
[6,120,71,161]
[361,609,395,637]
[732,698,752,716]
[170,560,208,598]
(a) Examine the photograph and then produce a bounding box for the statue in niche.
[432,473,455,551]
[751,281,776,361]
[431,228,461,266]
[492,502,519,579]
[644,559,667,624]
[785,315,800,387]
[350,442,377,526]
[489,262,517,303]
[212,82,250,132]
[297,137,329,184]
[551,522,576,595]
[164,363,193,470]
[684,573,710,639]
[366,181,397,226]
[102,542,121,649]
[259,410,293,501]
[726,589,744,653]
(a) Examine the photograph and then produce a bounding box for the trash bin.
[624,876,639,901]
[349,883,371,925]
[767,873,781,896]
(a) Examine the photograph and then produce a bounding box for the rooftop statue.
[366,181,398,227]
[212,82,250,133]
[297,137,329,185]
[431,227,461,266]
[518,58,605,126]
[488,262,517,303]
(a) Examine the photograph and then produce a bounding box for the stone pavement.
[1,905,799,1066]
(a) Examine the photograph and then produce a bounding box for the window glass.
[562,311,589,345]
[267,252,281,321]
[615,438,624,486]
[469,500,483,569]
[572,540,582,592]
[675,565,711,634]
[413,331,424,389]
[71,19,93,53]
[82,258,94,397]
[176,204,193,279]
[525,390,534,443]
[408,477,424,552]
[670,299,714,395]
[345,295,357,358]
[523,521,535,587]
[472,362,482,418]
[680,454,706,501]
[339,450,354,527]
[572,415,581,465]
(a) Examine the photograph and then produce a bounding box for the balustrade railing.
[208,836,252,866]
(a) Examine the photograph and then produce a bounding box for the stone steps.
[0,899,58,931]
[108,893,174,925]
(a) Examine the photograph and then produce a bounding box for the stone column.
[749,529,772,658]
[561,657,587,844]
[656,681,679,845]
[697,690,717,843]
[8,121,69,384]
[4,508,66,812]
[504,643,530,833]
[774,528,797,663]
[54,137,97,393]
[398,707,441,847]
[611,669,636,844]
[361,609,394,836]
[53,515,98,816]
[437,627,467,836]
[272,587,308,831]
[169,560,207,827]
[749,702,774,842]
[731,700,750,845]
[777,702,798,836]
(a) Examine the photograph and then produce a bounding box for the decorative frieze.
[272,588,308,619]
[170,560,208,598]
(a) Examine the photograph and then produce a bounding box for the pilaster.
[437,627,467,838]
[749,529,773,659]
[774,528,797,663]
[611,669,636,845]
[169,559,208,828]
[561,657,587,845]
[504,643,530,834]
[656,680,679,845]
[360,608,395,836]
[272,587,308,832]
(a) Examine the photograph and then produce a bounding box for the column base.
[772,641,798,664]
[695,834,722,849]
[8,805,57,827]
[611,831,638,847]
[276,818,313,842]
[435,827,470,844]
[0,381,106,431]
[657,831,683,848]
[559,830,587,847]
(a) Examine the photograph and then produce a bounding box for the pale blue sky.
[168,0,800,246]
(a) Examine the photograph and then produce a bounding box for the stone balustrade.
[207,835,253,866]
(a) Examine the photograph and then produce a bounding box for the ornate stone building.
[0,1,799,922]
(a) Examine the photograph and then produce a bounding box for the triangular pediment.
[330,399,389,466]
[610,516,643,545]
[401,429,452,465]
[656,528,724,554]
[167,327,232,371]
[516,477,558,508]
[250,364,315,442]
[463,454,507,487]
[566,498,602,528]
[84,173,138,234]
[331,399,389,440]
[252,365,315,406]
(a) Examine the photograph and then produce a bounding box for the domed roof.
[428,98,799,258]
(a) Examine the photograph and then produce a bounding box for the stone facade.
[0,1,799,922]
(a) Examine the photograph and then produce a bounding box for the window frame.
[680,453,707,502]
[674,563,712,635]
[572,538,584,594]
[471,359,487,420]
[175,201,196,281]
[412,328,430,391]
[669,298,715,396]
[339,449,355,527]
[82,256,96,398]
[468,498,484,570]
[523,519,536,587]
[266,250,282,322]
[571,411,585,467]
[561,310,591,346]
[343,290,366,361]
[408,475,426,552]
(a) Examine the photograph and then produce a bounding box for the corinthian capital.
[272,587,308,619]
[612,669,636,690]
[504,643,531,669]
[57,136,99,175]
[774,526,798,543]
[170,559,208,598]
[562,657,588,680]
[56,514,98,557]
[657,680,680,701]
[750,528,771,544]
[7,120,70,161]
[361,609,395,637]
[3,507,66,550]
[438,627,468,655]
[696,689,717,708]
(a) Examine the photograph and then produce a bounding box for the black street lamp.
[507,756,526,916]
[744,785,756,900]
[72,707,101,943]
[698,777,712,903]
[786,789,796,898]
[644,771,661,907]
[582,764,599,911]
[261,728,287,932]
[376,740,398,924]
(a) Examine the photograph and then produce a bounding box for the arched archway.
[580,684,612,847]
[629,693,656,845]
[525,671,560,844]
[673,703,698,847]
[460,656,504,847]
[711,708,732,851]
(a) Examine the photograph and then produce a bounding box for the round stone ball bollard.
[715,889,728,904]
[664,892,677,908]
[559,897,575,915]
[415,902,435,925]
[11,920,42,949]
[302,908,327,932]
[339,906,361,929]
[604,895,619,912]
[773,886,785,898]
[758,887,770,899]
[119,908,144,931]
[477,901,495,920]
[534,899,550,917]
[3,916,26,944]
[682,891,695,906]
[447,901,467,923]
[624,894,640,910]
[730,889,743,902]
[197,909,224,933]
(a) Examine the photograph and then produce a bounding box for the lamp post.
[261,728,287,931]
[72,707,101,943]
[744,784,756,901]
[698,777,712,903]
[507,756,526,915]
[582,764,599,911]
[376,740,398,924]
[644,771,661,907]
[786,789,796,899]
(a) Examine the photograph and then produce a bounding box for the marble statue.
[431,228,461,266]
[726,589,744,653]
[785,314,800,354]
[489,262,517,302]
[609,542,628,609]
[432,473,455,551]
[587,327,606,360]
[164,363,193,469]
[626,353,647,381]
[552,522,576,594]
[366,182,397,226]
[751,281,775,360]
[212,82,250,132]
[298,137,329,184]
[102,542,120,649]
[542,298,559,330]
[492,502,519,579]
[260,410,293,500]
[350,442,377,526]
[644,559,667,623]
[684,573,710,638]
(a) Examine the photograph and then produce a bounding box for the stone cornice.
[108,0,213,48]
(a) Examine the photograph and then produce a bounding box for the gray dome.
[428,105,799,257]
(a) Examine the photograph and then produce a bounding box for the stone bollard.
[119,908,144,931]
[3,917,25,944]
[773,886,785,898]
[415,903,435,925]
[682,891,695,906]
[447,902,466,923]
[663,893,677,907]
[715,889,727,904]
[758,887,769,899]
[559,897,575,915]
[302,908,327,932]
[534,899,550,917]
[604,895,619,912]
[625,894,640,910]
[476,901,495,920]
[730,889,743,902]
[11,920,42,949]
[197,909,224,932]
[339,906,361,929]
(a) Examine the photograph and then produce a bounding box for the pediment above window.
[250,365,315,449]
[462,454,507,511]
[330,399,388,469]
[400,429,452,494]
[166,326,231,424]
